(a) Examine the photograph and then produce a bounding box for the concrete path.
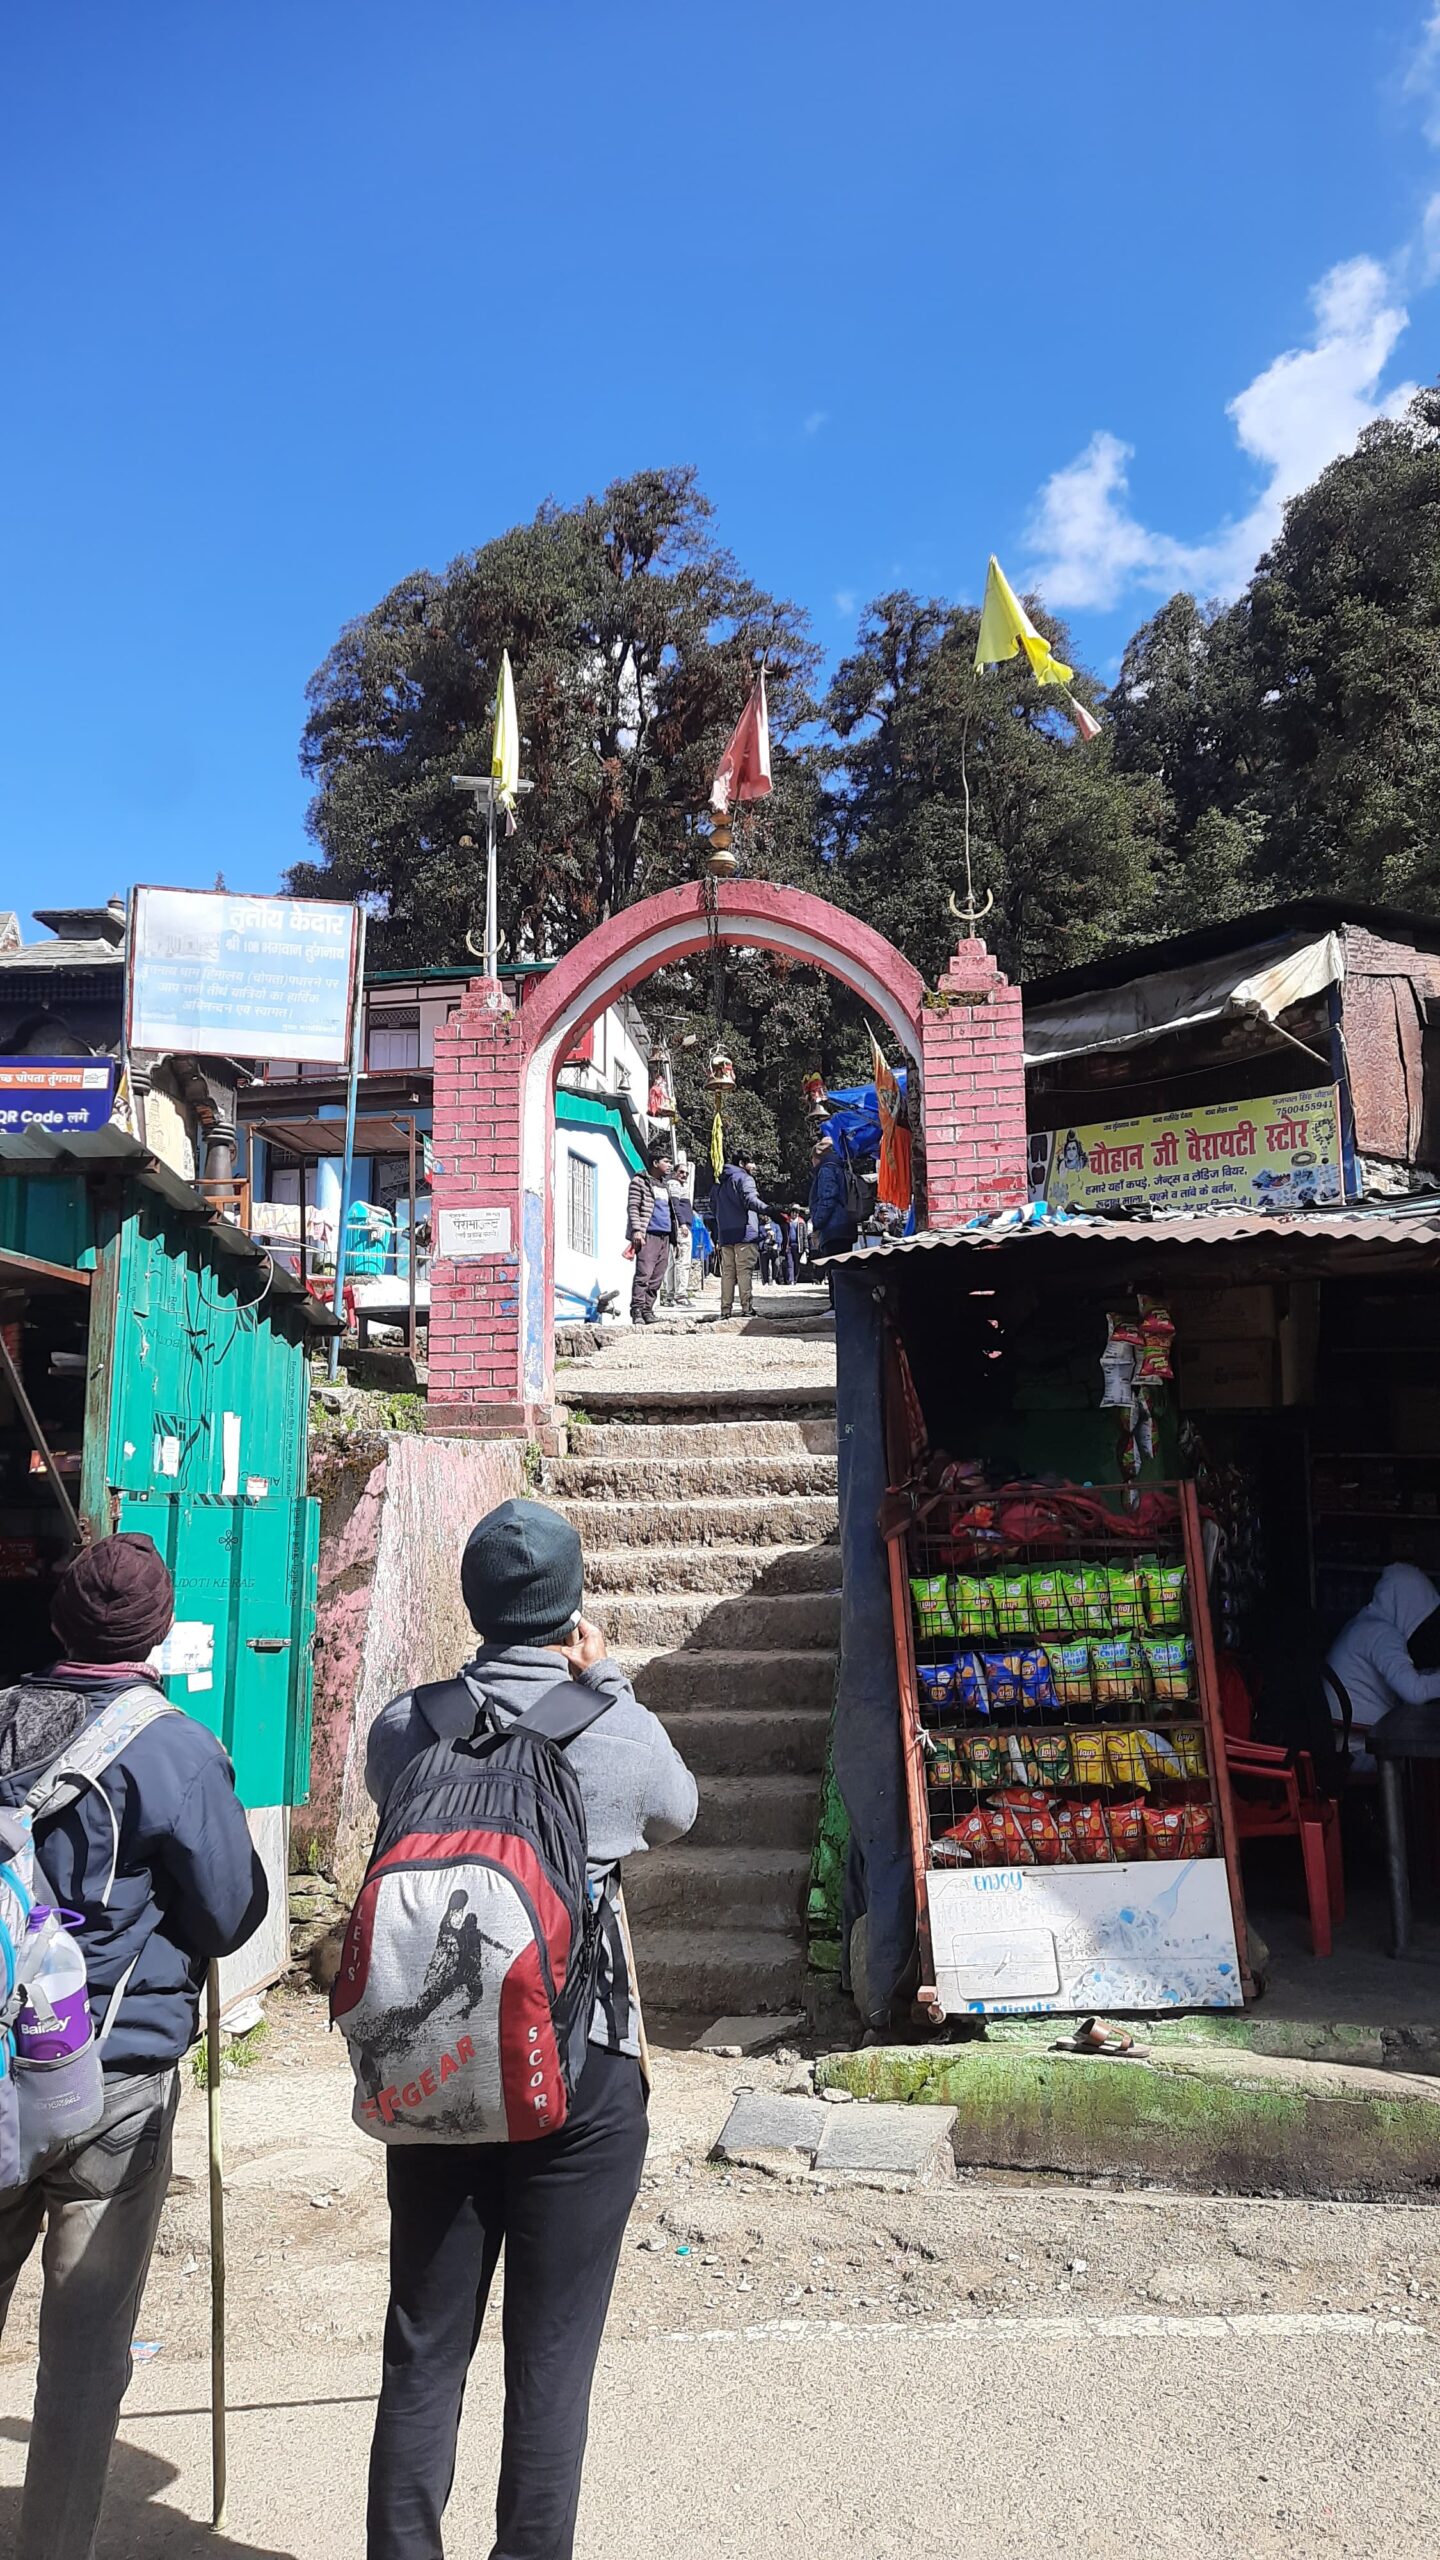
[3,2005,1439,2555]
[2,2316,1434,2557]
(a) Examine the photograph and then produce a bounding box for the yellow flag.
[491,649,520,828]
[974,556,1073,688]
[710,1110,725,1183]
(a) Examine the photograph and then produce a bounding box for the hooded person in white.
[1326,1563,1440,1752]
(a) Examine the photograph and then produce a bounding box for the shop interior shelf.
[1312,1509,1440,1522]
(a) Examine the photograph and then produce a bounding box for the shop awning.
[0,1125,342,1332]
[820,1194,1440,1277]
[251,1115,422,1159]
[1022,932,1344,1067]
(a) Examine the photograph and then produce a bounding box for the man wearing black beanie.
[364,1498,697,2560]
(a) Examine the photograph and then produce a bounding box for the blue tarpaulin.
[820,1072,908,1161]
[830,1266,915,2022]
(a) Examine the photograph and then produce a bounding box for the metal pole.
[327,910,368,1382]
[407,1113,418,1362]
[206,1961,228,2533]
[0,1324,82,1545]
[1379,1756,1412,1957]
[484,784,499,981]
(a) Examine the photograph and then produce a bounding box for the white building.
[239,968,671,1331]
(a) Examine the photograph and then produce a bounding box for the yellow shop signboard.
[1030,1085,1345,1216]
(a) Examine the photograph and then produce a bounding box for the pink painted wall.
[918,939,1030,1222]
[300,1430,526,1892]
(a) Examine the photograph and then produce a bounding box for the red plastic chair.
[1225,1738,1345,1959]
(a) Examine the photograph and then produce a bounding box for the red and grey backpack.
[332,1676,609,2146]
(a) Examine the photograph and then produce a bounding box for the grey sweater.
[365,1645,698,2058]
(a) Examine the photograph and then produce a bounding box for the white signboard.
[928,1858,1242,2015]
[438,1206,513,1259]
[128,885,358,1064]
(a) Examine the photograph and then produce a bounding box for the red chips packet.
[1106,1797,1147,1860]
[1143,1804,1187,1860]
[1063,1800,1112,1863]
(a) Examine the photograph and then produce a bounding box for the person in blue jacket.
[0,1534,267,2560]
[809,1132,860,1256]
[711,1157,768,1317]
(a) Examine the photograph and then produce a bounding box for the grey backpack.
[0,1684,176,2189]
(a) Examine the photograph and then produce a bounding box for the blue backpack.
[0,1684,175,2190]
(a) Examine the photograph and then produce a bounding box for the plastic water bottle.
[15,1907,91,2061]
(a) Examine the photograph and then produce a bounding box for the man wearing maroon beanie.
[0,1535,267,2560]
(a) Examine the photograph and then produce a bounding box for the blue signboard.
[128,885,358,1066]
[0,1057,115,1137]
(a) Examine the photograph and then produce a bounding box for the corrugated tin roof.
[0,938,124,971]
[819,1199,1440,1267]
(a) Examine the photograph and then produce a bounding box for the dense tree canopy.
[1112,389,1440,922]
[292,467,817,964]
[820,592,1166,984]
[292,398,1440,1187]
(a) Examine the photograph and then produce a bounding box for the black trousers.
[368,2044,648,2560]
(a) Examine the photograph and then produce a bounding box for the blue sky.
[4,1,1439,912]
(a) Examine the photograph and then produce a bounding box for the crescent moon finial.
[948,888,995,925]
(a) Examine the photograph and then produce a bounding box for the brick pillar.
[919,939,1029,1226]
[426,978,530,1433]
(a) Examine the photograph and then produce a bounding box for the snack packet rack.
[885,1479,1250,2017]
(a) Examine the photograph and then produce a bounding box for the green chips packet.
[1143,1560,1188,1630]
[991,1573,1033,1637]
[953,1574,997,1639]
[1105,1558,1144,1630]
[1059,1563,1111,1633]
[1142,1636,1196,1703]
[1091,1637,1144,1705]
[910,1574,956,1642]
[1027,1566,1070,1633]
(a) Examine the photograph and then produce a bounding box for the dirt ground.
[3,1985,1437,2370]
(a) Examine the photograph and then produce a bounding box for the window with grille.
[368,1006,421,1071]
[567,1150,597,1258]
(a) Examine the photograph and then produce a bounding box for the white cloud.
[803,409,829,437]
[1026,256,1416,610]
[834,588,858,616]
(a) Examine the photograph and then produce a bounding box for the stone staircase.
[544,1387,840,2018]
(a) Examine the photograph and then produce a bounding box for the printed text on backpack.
[332,1675,609,2146]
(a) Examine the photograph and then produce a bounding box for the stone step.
[555,1493,838,1549]
[641,1702,832,1777]
[572,1419,837,1459]
[558,1381,835,1417]
[616,1647,835,1712]
[623,1844,810,1929]
[549,1452,839,1500]
[689,1774,819,1851]
[598,1589,841,1652]
[583,1542,841,1598]
[629,1926,807,2016]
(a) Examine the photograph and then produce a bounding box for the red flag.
[710,669,772,814]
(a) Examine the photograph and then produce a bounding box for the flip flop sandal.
[1052,2017,1149,2058]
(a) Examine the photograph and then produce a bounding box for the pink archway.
[426,881,1026,1432]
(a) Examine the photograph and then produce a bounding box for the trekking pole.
[613,1886,651,2091]
[206,1962,228,2533]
